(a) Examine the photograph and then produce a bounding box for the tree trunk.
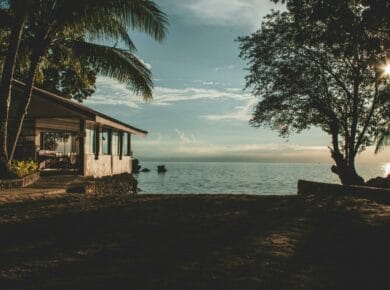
[331,161,365,186]
[9,51,42,162]
[0,158,13,178]
[330,143,365,186]
[0,13,26,178]
[330,124,365,186]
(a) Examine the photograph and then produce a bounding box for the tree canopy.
[0,0,168,176]
[238,0,389,185]
[0,32,97,101]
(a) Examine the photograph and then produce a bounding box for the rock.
[141,168,150,172]
[365,175,390,189]
[132,159,141,173]
[157,165,167,173]
[68,173,138,195]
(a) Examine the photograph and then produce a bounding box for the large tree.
[0,0,168,177]
[238,0,389,185]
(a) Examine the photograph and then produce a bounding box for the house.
[11,81,147,177]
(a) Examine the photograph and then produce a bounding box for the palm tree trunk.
[0,12,26,177]
[9,51,42,162]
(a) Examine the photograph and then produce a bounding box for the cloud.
[179,0,284,29]
[84,77,140,108]
[137,57,152,70]
[132,126,331,162]
[158,142,332,162]
[214,64,236,72]
[153,87,251,105]
[174,129,197,144]
[192,80,218,85]
[175,143,328,156]
[202,98,257,121]
[87,77,251,108]
[136,133,163,146]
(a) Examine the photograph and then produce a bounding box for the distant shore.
[0,193,389,289]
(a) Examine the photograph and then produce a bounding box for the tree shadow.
[0,194,389,290]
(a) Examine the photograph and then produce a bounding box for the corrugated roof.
[13,80,148,136]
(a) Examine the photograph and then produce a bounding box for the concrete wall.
[84,154,132,178]
[112,156,132,175]
[298,180,390,202]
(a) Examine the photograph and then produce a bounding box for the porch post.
[119,132,123,160]
[94,124,100,160]
[79,119,85,175]
[128,133,131,156]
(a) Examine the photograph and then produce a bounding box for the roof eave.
[12,80,148,135]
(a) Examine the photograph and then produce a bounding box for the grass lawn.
[0,193,389,290]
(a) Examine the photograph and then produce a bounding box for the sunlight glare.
[383,163,390,177]
[382,62,390,78]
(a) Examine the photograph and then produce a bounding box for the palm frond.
[116,0,169,41]
[65,15,137,52]
[54,0,168,42]
[78,16,137,52]
[71,40,153,100]
[0,7,12,29]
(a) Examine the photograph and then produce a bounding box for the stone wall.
[298,180,390,201]
[69,173,138,195]
[0,172,40,191]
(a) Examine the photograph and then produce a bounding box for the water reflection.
[382,163,390,177]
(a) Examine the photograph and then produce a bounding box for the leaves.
[238,0,389,159]
[72,41,153,100]
[0,0,168,101]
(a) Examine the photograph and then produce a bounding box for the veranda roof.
[13,80,148,136]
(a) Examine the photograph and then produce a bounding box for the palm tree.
[0,0,30,175]
[0,0,168,176]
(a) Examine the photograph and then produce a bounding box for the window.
[112,132,120,155]
[101,128,111,155]
[122,133,130,156]
[85,128,96,154]
[41,132,74,154]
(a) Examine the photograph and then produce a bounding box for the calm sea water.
[134,161,389,195]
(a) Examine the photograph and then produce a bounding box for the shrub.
[10,160,38,178]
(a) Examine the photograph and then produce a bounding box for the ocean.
[134,161,389,195]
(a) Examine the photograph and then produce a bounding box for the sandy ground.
[0,193,389,290]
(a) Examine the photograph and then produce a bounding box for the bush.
[10,160,38,178]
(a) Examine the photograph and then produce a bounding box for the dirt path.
[0,194,389,290]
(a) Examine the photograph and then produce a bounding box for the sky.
[84,0,389,164]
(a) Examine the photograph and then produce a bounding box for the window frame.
[101,128,111,155]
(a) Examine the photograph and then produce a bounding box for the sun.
[381,61,390,78]
[383,64,390,77]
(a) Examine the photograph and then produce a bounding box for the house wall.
[84,154,132,178]
[19,117,134,177]
[112,156,132,175]
[83,122,133,177]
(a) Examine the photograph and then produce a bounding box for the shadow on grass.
[0,194,389,290]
